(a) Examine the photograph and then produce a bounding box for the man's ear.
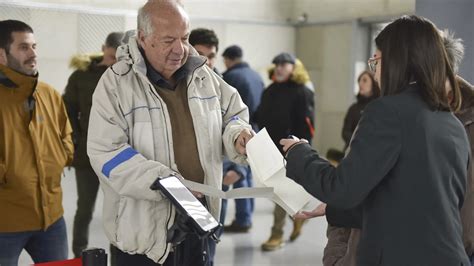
[0,48,7,65]
[137,30,147,48]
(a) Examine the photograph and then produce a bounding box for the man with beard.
[0,20,74,265]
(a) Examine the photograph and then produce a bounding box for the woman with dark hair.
[342,70,380,150]
[280,15,470,265]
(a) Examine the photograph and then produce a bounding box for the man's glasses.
[367,56,381,73]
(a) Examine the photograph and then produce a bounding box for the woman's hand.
[280,136,308,153]
[294,203,327,220]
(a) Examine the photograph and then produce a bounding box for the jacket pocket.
[0,161,6,186]
[115,196,169,254]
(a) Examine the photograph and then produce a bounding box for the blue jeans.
[221,160,254,227]
[0,217,68,266]
[470,254,474,266]
[232,169,254,226]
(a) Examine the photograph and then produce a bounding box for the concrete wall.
[294,0,415,154]
[296,23,355,152]
[292,0,415,24]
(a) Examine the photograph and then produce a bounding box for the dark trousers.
[115,233,209,266]
[72,165,100,257]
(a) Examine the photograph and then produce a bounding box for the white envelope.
[246,128,319,215]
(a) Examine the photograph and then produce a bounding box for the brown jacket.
[0,64,73,232]
[456,76,474,256]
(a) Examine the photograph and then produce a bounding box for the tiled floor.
[19,168,328,266]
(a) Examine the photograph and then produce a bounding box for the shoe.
[223,221,251,233]
[289,218,306,242]
[261,235,284,251]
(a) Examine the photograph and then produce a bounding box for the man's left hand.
[235,129,255,155]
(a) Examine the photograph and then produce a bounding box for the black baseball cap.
[272,52,296,64]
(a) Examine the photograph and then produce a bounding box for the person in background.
[341,70,380,151]
[189,28,220,74]
[442,29,474,265]
[87,0,253,265]
[281,15,469,265]
[221,44,264,233]
[188,28,249,266]
[256,52,314,251]
[323,71,379,266]
[0,19,73,265]
[63,31,124,259]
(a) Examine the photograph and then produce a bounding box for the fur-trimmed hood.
[267,58,311,85]
[69,53,103,71]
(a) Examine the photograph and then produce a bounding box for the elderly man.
[0,20,73,265]
[87,0,253,265]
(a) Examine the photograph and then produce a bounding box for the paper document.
[178,128,319,215]
[181,179,274,199]
[246,128,319,215]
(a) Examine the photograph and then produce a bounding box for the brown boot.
[289,218,306,242]
[261,234,284,251]
[223,220,251,233]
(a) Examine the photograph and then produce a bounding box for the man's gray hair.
[137,5,153,36]
[441,29,464,74]
[137,0,185,37]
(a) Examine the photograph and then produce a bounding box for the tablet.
[152,175,219,235]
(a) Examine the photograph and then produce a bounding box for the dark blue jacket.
[223,62,264,128]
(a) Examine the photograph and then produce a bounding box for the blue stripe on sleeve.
[101,147,139,178]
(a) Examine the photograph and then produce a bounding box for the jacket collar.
[0,64,37,93]
[224,62,249,74]
[118,38,207,86]
[456,106,474,127]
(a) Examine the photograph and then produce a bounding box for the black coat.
[63,57,108,168]
[255,80,313,152]
[342,94,378,149]
[286,85,470,265]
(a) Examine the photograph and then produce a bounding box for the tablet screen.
[159,176,219,232]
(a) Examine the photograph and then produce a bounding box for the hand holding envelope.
[246,128,320,216]
[179,128,319,216]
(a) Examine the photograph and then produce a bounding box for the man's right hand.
[223,170,241,186]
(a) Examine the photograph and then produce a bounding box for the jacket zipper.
[158,199,173,262]
[134,60,205,261]
[136,71,174,260]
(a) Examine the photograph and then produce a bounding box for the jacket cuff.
[326,205,362,229]
[286,143,314,183]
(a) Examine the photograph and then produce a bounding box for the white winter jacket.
[87,38,250,263]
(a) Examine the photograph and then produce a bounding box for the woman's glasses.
[367,56,381,73]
